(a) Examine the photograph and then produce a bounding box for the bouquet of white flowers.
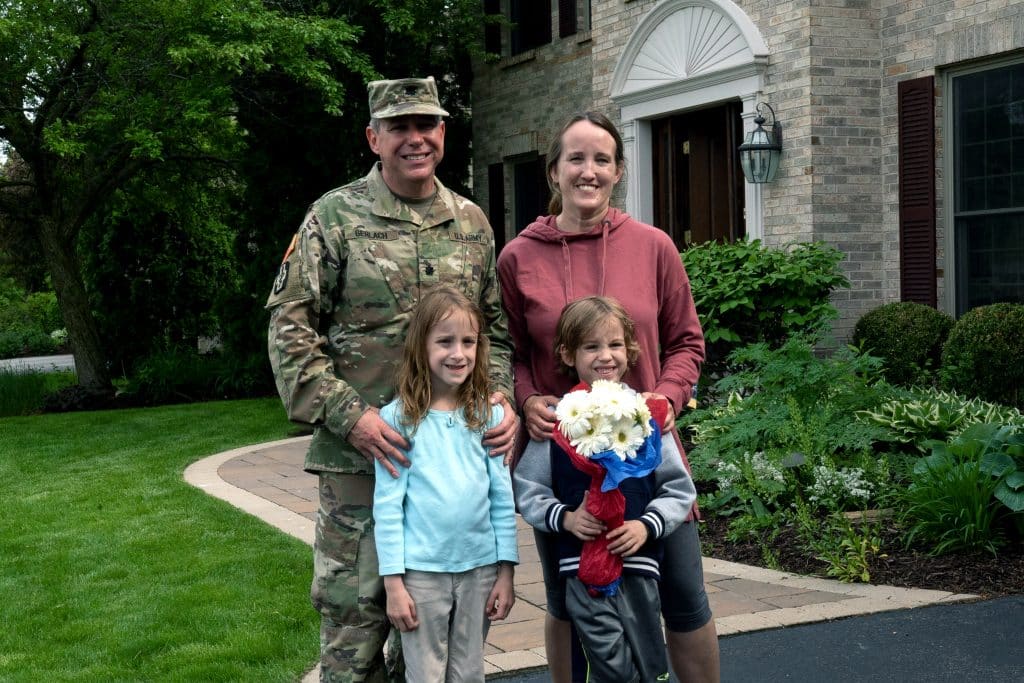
[555,380,654,461]
[551,380,667,595]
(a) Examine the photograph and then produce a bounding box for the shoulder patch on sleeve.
[272,261,290,295]
[265,252,308,308]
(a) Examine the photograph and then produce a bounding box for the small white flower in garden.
[750,451,785,483]
[717,461,741,489]
[808,465,874,506]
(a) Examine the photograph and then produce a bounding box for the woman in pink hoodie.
[498,111,719,683]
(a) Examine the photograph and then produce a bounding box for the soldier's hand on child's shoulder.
[606,520,650,558]
[349,408,410,478]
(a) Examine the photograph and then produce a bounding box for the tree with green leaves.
[0,0,492,395]
[221,0,489,374]
[0,0,373,392]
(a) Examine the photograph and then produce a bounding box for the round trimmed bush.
[852,302,954,386]
[941,303,1024,409]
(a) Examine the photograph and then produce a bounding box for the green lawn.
[0,398,318,682]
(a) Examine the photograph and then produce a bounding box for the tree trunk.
[38,219,113,393]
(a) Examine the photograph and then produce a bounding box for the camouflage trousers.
[312,473,402,683]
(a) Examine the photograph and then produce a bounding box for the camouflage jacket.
[267,164,514,474]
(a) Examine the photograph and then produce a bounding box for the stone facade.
[472,0,1024,339]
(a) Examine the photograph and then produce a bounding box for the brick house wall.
[472,0,1024,339]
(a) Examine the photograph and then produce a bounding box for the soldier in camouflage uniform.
[267,76,517,683]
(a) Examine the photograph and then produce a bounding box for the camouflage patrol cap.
[367,76,450,119]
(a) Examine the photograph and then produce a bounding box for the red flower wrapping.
[552,383,670,595]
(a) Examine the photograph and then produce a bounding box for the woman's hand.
[523,394,559,441]
[641,392,675,430]
[606,520,650,557]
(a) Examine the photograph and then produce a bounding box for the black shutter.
[488,163,506,253]
[898,76,937,307]
[483,0,501,55]
[559,0,577,38]
[536,0,552,46]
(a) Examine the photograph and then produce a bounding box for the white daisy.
[591,380,633,420]
[573,422,612,457]
[610,421,645,460]
[633,393,653,438]
[555,390,593,439]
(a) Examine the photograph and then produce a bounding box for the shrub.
[684,338,889,466]
[124,347,276,407]
[682,339,894,522]
[900,423,1024,555]
[23,291,63,333]
[941,303,1024,409]
[212,351,276,399]
[0,278,65,357]
[682,239,849,373]
[0,326,57,358]
[852,302,953,386]
[125,348,222,405]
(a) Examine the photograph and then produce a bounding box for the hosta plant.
[858,388,1024,453]
[900,423,1024,556]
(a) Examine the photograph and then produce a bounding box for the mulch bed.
[698,515,1024,599]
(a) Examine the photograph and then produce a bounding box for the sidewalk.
[184,436,979,679]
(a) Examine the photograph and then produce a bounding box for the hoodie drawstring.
[559,218,611,305]
[600,219,610,296]
[561,238,573,304]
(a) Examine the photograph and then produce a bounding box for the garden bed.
[699,515,1024,598]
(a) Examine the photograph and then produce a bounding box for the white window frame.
[942,54,1024,315]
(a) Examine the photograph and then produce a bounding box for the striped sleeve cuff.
[546,504,569,533]
[639,510,666,539]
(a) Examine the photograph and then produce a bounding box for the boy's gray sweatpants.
[566,575,669,682]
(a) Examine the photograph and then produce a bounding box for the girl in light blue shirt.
[373,285,518,682]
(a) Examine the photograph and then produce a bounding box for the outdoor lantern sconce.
[739,103,782,184]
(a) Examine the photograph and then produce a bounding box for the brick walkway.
[185,436,976,679]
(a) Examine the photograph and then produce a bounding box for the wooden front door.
[652,102,746,250]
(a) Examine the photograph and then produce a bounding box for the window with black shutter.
[898,76,937,307]
[559,0,577,38]
[510,0,551,55]
[483,0,501,56]
[513,156,550,233]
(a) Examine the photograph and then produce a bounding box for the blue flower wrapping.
[590,419,662,492]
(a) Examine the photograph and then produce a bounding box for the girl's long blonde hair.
[395,285,492,433]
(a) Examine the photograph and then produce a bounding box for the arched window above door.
[609,0,772,240]
[610,0,768,100]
